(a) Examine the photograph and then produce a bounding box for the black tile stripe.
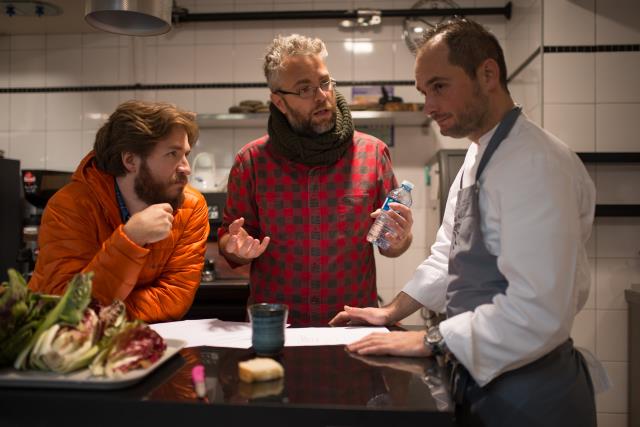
[0,80,416,94]
[544,44,640,53]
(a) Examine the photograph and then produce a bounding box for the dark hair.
[93,100,199,176]
[417,18,509,90]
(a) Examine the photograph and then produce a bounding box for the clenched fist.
[123,203,174,246]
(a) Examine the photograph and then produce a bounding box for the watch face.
[427,326,443,344]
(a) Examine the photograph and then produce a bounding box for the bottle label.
[381,196,399,211]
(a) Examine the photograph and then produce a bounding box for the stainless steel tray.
[0,338,185,390]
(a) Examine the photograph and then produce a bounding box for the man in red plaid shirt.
[218,34,413,326]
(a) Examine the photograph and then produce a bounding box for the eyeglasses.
[274,78,336,99]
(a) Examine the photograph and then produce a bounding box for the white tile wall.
[10,131,46,169]
[596,258,640,310]
[157,90,197,111]
[0,35,10,50]
[46,48,82,87]
[354,41,395,81]
[543,103,595,152]
[596,103,640,152]
[597,413,628,427]
[45,130,83,171]
[195,88,234,114]
[10,93,46,131]
[586,260,596,309]
[595,0,640,44]
[596,164,640,204]
[10,50,46,87]
[597,361,628,413]
[572,307,596,353]
[596,52,640,103]
[195,21,234,45]
[0,50,9,88]
[82,92,120,131]
[10,34,45,50]
[324,41,354,82]
[157,26,196,47]
[543,53,594,104]
[82,130,96,156]
[0,132,9,156]
[232,43,267,82]
[46,93,82,131]
[0,94,9,131]
[596,309,628,361]
[543,0,595,45]
[195,44,234,83]
[596,218,640,258]
[82,47,119,85]
[46,34,81,50]
[157,46,196,84]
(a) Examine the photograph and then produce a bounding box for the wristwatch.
[424,325,447,357]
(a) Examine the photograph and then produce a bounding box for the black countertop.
[0,344,454,427]
[183,278,250,321]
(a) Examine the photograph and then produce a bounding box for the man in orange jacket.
[28,100,210,323]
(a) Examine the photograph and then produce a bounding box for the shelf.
[595,204,640,217]
[196,111,429,128]
[577,152,640,163]
[576,153,640,217]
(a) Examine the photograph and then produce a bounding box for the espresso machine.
[19,169,72,280]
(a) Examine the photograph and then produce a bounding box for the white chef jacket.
[403,113,596,386]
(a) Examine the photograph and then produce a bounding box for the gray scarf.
[267,91,354,167]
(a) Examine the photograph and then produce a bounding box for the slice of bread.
[238,357,284,383]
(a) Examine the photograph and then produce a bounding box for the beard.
[441,82,490,138]
[282,97,337,137]
[134,159,188,211]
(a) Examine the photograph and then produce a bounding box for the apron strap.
[475,106,522,180]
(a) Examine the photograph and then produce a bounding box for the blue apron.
[445,108,596,427]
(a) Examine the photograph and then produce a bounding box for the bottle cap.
[400,180,414,190]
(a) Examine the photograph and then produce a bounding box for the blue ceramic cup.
[248,303,288,355]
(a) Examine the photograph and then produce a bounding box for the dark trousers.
[450,340,597,427]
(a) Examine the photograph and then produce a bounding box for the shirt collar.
[114,179,131,223]
[477,105,523,148]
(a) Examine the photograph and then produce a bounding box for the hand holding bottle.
[369,202,413,247]
[367,180,414,250]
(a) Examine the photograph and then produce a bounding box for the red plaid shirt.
[219,131,398,326]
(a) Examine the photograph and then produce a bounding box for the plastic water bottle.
[366,180,414,250]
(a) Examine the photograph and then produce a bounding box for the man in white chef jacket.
[330,18,598,426]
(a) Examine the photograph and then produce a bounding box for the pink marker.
[191,364,206,399]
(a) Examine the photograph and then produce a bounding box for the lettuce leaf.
[14,272,93,370]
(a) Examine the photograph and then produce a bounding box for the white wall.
[541,1,640,426]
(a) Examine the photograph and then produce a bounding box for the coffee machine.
[19,169,72,279]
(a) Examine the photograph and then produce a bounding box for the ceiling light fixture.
[84,0,173,36]
[403,0,460,54]
[339,9,382,29]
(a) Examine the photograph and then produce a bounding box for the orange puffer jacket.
[28,151,210,323]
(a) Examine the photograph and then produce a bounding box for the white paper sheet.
[284,326,389,347]
[151,319,389,349]
[150,319,253,349]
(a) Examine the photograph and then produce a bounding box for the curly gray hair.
[263,34,328,91]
